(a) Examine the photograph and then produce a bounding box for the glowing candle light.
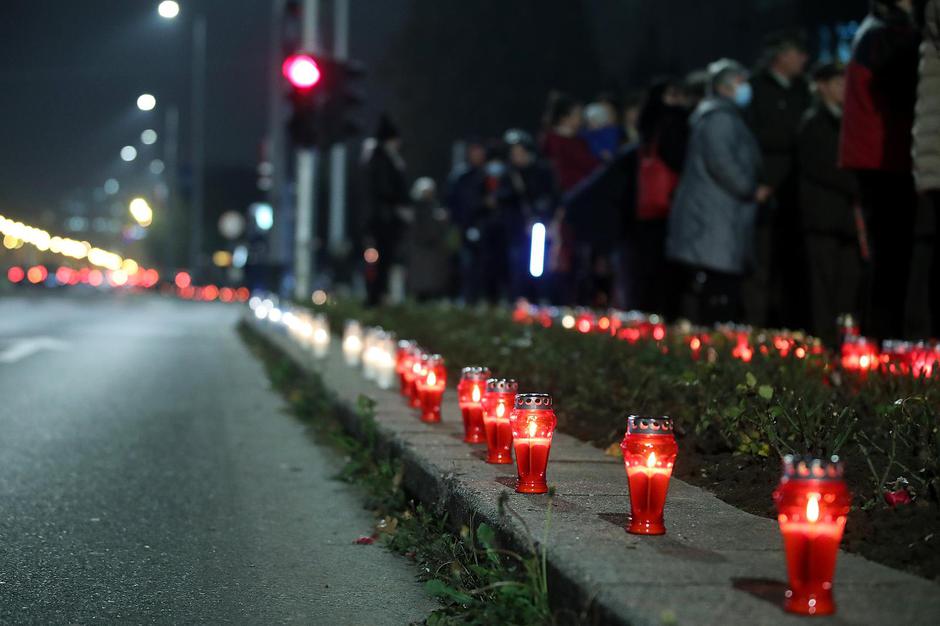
[396,340,416,397]
[481,379,517,464]
[773,455,850,616]
[457,366,491,443]
[342,320,363,367]
[509,393,557,494]
[375,334,398,390]
[620,416,678,535]
[311,313,330,359]
[414,354,446,423]
[408,353,426,409]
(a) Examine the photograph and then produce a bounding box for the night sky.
[0,0,867,234]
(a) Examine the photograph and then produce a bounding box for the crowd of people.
[361,0,939,344]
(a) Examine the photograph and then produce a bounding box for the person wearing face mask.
[798,63,862,345]
[665,59,769,325]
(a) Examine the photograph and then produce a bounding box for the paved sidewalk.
[253,315,940,626]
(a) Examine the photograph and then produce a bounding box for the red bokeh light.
[7,266,25,283]
[174,271,192,289]
[27,265,48,284]
[282,54,321,89]
[235,287,250,301]
[88,269,103,287]
[202,284,219,301]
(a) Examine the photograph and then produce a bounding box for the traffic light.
[281,51,365,149]
[283,53,322,147]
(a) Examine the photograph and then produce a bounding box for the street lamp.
[141,129,158,145]
[137,93,156,111]
[129,198,153,227]
[120,146,138,162]
[157,1,180,19]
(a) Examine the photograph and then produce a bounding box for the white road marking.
[0,337,69,363]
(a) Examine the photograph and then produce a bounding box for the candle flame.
[427,371,436,386]
[806,493,820,523]
[646,452,656,468]
[471,386,481,402]
[527,420,537,438]
[859,355,870,369]
[495,403,505,418]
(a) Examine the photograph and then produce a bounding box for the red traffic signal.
[282,53,321,89]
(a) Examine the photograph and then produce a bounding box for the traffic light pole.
[327,0,349,254]
[293,0,319,301]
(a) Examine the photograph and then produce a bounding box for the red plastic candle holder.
[457,366,491,443]
[415,354,446,423]
[406,351,427,408]
[396,340,416,397]
[620,416,678,535]
[840,336,879,373]
[509,393,557,494]
[482,378,518,464]
[773,455,850,616]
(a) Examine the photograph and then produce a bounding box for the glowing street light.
[141,129,158,145]
[129,197,153,227]
[157,1,180,19]
[104,178,120,195]
[282,54,321,89]
[120,146,138,162]
[137,93,156,111]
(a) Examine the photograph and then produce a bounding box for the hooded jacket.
[666,97,762,274]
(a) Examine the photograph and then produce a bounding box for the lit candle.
[773,455,850,616]
[509,393,557,494]
[414,354,446,423]
[311,313,330,359]
[840,336,879,373]
[407,351,426,408]
[481,378,517,464]
[375,334,398,390]
[457,366,491,444]
[396,340,416,397]
[620,416,678,535]
[342,320,363,367]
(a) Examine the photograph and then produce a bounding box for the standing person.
[540,92,600,304]
[633,77,691,314]
[914,0,940,335]
[405,178,453,301]
[497,129,558,301]
[582,100,624,162]
[666,59,769,325]
[744,31,812,328]
[363,115,409,307]
[446,140,489,304]
[799,63,862,345]
[840,0,921,339]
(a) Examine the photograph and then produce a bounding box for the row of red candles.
[512,302,939,378]
[388,338,850,616]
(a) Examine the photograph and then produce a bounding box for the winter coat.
[666,97,762,275]
[446,164,488,232]
[366,144,409,233]
[915,0,940,191]
[747,70,812,188]
[564,144,639,252]
[540,131,600,191]
[405,200,452,297]
[839,7,921,172]
[798,104,859,238]
[496,162,558,246]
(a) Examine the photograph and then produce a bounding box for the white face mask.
[733,82,753,108]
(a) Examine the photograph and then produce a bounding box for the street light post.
[328,0,349,254]
[293,0,319,301]
[190,15,207,276]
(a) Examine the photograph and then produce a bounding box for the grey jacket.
[666,97,762,274]
[914,0,940,192]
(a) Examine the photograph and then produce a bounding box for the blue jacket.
[666,97,762,274]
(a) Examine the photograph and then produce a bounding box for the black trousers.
[855,171,917,339]
[804,233,863,345]
[675,263,743,326]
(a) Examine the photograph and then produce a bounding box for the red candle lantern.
[620,416,678,535]
[457,366,491,443]
[731,331,754,362]
[396,340,416,397]
[836,313,860,346]
[406,350,427,408]
[840,336,879,373]
[509,393,557,494]
[481,378,517,464]
[773,455,850,616]
[415,354,446,423]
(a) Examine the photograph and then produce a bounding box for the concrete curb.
[249,316,940,626]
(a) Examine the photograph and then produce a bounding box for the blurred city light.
[282,54,321,89]
[128,197,153,227]
[529,222,546,278]
[251,202,274,230]
[174,271,192,289]
[311,289,328,305]
[363,247,379,264]
[104,178,120,194]
[149,159,165,175]
[141,129,158,145]
[7,266,25,283]
[27,265,48,284]
[232,244,248,268]
[120,146,138,162]
[136,93,156,111]
[212,250,232,267]
[158,1,180,19]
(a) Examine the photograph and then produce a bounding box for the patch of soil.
[564,416,940,583]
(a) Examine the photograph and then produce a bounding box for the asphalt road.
[0,292,436,624]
